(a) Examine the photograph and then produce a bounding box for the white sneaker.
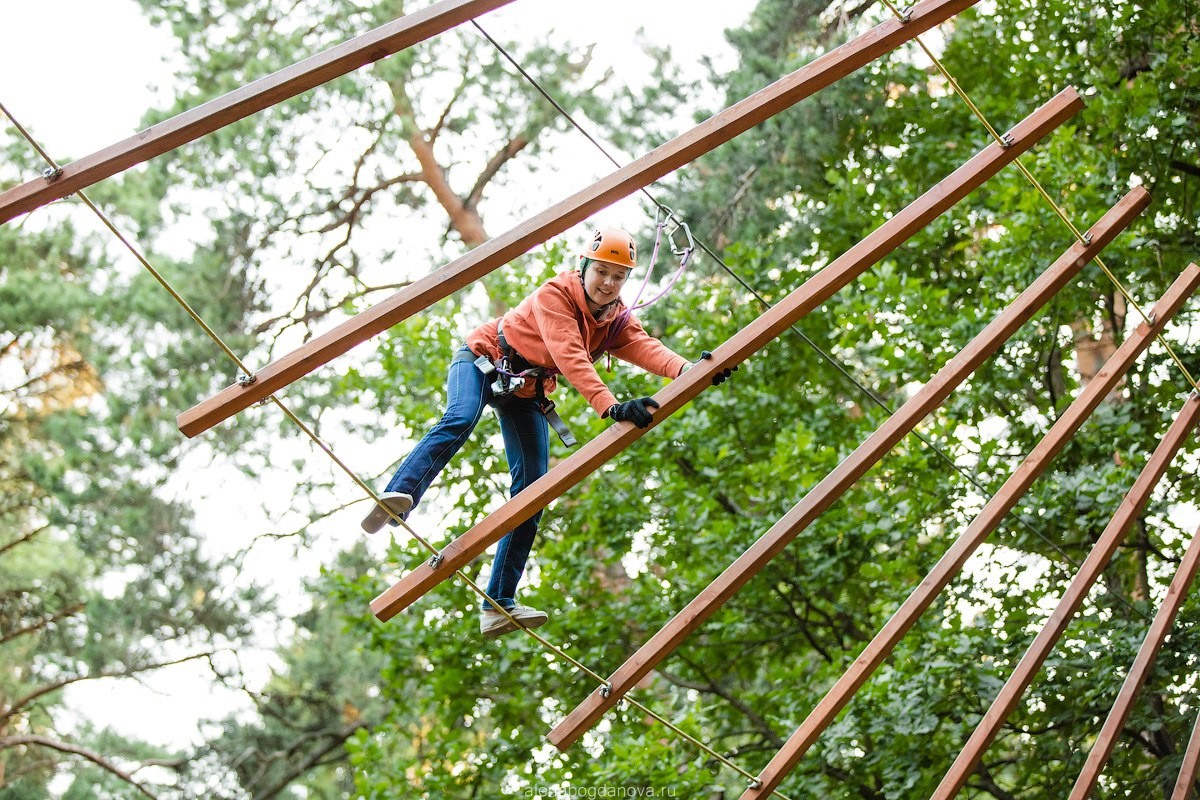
[360,491,414,533]
[480,605,549,639]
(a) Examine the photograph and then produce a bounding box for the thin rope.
[1,100,788,799]
[877,0,1199,393]
[471,21,1158,620]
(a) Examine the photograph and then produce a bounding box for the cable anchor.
[428,552,444,569]
[999,133,1015,149]
[600,684,612,698]
[748,778,763,790]
[899,5,914,22]
[42,166,63,182]
[236,370,257,387]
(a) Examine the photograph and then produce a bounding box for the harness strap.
[496,320,579,448]
[535,380,577,447]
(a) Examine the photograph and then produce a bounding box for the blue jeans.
[384,345,548,611]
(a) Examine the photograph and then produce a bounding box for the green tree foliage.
[329,1,1200,799]
[24,0,689,796]
[0,135,262,794]
[9,0,1200,798]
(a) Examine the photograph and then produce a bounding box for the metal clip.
[600,684,612,698]
[999,133,1015,149]
[1146,311,1157,326]
[428,552,444,569]
[1081,232,1094,245]
[42,166,63,182]
[899,5,914,22]
[236,371,257,386]
[658,205,696,260]
[748,778,763,790]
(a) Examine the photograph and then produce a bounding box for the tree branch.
[428,53,473,145]
[0,735,160,799]
[1170,159,1200,178]
[463,133,530,213]
[390,78,488,247]
[659,658,783,747]
[2,358,89,398]
[254,722,368,800]
[313,171,422,236]
[0,651,214,725]
[0,524,49,559]
[0,601,85,646]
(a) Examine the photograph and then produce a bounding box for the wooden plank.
[1069,521,1200,800]
[0,0,516,224]
[176,0,984,438]
[740,259,1199,800]
[369,86,1084,625]
[1171,706,1200,800]
[546,180,1143,752]
[931,390,1200,800]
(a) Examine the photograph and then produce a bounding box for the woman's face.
[583,260,631,306]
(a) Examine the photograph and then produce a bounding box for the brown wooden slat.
[176,0,983,438]
[931,390,1200,800]
[546,179,1142,753]
[1069,520,1200,799]
[0,0,516,225]
[1171,706,1200,800]
[369,86,1083,625]
[740,258,1198,800]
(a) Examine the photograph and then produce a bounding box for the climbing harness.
[486,320,576,447]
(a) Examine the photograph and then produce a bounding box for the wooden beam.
[546,178,1141,753]
[1171,705,1200,800]
[0,0,516,224]
[931,390,1200,800]
[1069,520,1200,800]
[369,86,1084,625]
[176,0,984,438]
[740,258,1198,800]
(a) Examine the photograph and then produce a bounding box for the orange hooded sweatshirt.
[467,270,689,416]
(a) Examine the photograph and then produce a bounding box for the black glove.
[608,397,660,428]
[696,350,737,385]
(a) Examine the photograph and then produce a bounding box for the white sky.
[0,0,757,766]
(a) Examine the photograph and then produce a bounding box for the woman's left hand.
[682,350,737,385]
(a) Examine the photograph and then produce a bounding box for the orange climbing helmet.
[581,227,637,270]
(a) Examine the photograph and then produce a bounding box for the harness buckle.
[490,357,526,398]
[474,355,496,376]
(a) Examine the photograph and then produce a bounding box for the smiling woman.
[360,224,710,639]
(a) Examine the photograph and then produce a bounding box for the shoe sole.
[481,614,548,640]
[361,492,413,533]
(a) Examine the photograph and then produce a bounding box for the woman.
[362,226,728,639]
